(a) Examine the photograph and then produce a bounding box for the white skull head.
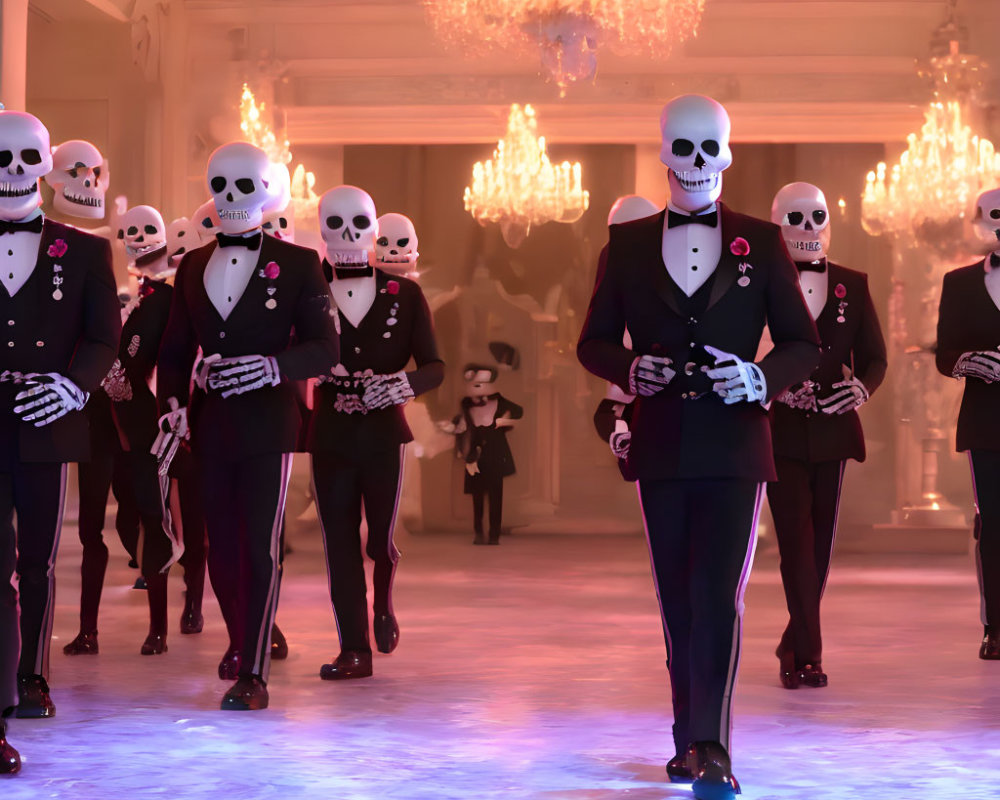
[117,205,166,262]
[607,195,659,226]
[973,187,1000,249]
[659,95,732,213]
[0,111,52,221]
[771,182,831,261]
[319,185,377,268]
[192,199,221,244]
[45,140,109,220]
[206,142,285,234]
[374,213,418,274]
[166,216,199,264]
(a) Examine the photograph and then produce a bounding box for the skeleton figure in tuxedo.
[937,186,1000,660]
[577,96,819,799]
[157,142,337,710]
[767,182,886,689]
[65,205,191,658]
[0,111,120,773]
[308,186,443,681]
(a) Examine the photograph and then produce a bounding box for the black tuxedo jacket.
[936,260,1000,452]
[158,235,338,460]
[456,393,523,482]
[308,269,444,457]
[769,261,886,464]
[577,204,820,481]
[0,219,120,463]
[104,278,173,454]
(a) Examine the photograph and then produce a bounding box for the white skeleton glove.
[628,355,675,396]
[207,355,281,398]
[152,398,188,475]
[193,352,221,391]
[13,373,89,427]
[953,350,1000,383]
[818,377,869,415]
[609,431,631,459]
[362,371,415,411]
[776,381,819,412]
[705,345,767,405]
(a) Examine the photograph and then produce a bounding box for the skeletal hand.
[609,430,631,459]
[705,345,767,404]
[13,373,89,427]
[629,355,675,396]
[953,350,1000,383]
[193,352,221,390]
[207,354,281,398]
[495,414,515,428]
[152,398,188,472]
[818,377,869,415]
[362,371,414,410]
[776,381,818,412]
[465,461,480,476]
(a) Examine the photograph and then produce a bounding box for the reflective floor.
[4,512,999,799]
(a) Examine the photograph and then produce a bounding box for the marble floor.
[3,513,999,799]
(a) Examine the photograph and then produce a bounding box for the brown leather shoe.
[0,719,20,775]
[980,625,1000,659]
[180,606,204,635]
[62,631,99,656]
[220,674,269,711]
[15,675,55,719]
[140,632,167,656]
[319,650,373,680]
[218,646,241,680]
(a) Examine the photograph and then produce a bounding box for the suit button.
[6,341,12,347]
[35,340,43,347]
[6,320,12,326]
[689,341,696,347]
[219,331,226,339]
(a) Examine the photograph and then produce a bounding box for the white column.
[0,0,28,111]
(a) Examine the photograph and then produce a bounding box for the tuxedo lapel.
[705,203,741,311]
[225,237,272,332]
[641,211,683,318]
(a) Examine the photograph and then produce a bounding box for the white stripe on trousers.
[34,463,67,676]
[818,460,847,599]
[719,481,765,753]
[382,444,406,609]
[969,453,988,625]
[250,452,293,678]
[635,484,673,666]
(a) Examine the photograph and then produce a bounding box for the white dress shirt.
[330,274,376,329]
[798,266,828,320]
[0,210,43,297]
[203,233,260,320]
[661,202,722,297]
[986,251,1000,312]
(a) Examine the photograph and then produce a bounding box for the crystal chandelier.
[861,41,1000,260]
[464,103,589,248]
[239,84,319,226]
[424,0,705,96]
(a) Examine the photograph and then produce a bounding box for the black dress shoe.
[687,740,741,800]
[16,675,55,719]
[473,533,486,545]
[777,649,798,690]
[180,607,204,635]
[220,674,269,711]
[666,753,694,783]
[373,614,399,654]
[63,630,99,656]
[0,720,20,775]
[320,650,373,680]
[132,576,147,590]
[218,646,241,680]
[980,625,1000,659]
[271,625,288,660]
[140,632,168,655]
[797,663,828,687]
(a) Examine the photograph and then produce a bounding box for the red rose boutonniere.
[730,238,754,287]
[264,261,280,280]
[260,261,280,309]
[834,283,848,322]
[387,280,400,295]
[47,239,68,259]
[834,283,846,299]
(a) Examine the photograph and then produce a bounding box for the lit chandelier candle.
[464,104,589,248]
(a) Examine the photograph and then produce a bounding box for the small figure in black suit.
[766,182,887,689]
[449,356,523,545]
[0,111,121,771]
[577,96,819,800]
[308,186,443,681]
[937,186,1000,660]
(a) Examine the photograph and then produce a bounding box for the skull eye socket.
[94,166,101,179]
[177,230,185,237]
[353,215,371,229]
[376,236,389,246]
[278,217,288,229]
[210,176,226,193]
[671,139,695,157]
[127,225,139,236]
[786,211,804,226]
[144,224,158,235]
[397,237,409,247]
[991,209,1000,220]
[326,215,344,229]
[21,149,41,165]
[200,217,214,229]
[68,168,79,179]
[235,178,255,194]
[812,210,827,226]
[701,140,720,157]
[0,151,11,167]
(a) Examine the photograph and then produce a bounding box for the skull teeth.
[673,170,719,193]
[0,182,36,198]
[376,254,416,264]
[330,250,369,267]
[218,209,250,220]
[64,192,103,208]
[788,240,823,252]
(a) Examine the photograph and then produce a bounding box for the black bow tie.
[0,216,43,236]
[667,209,718,229]
[334,264,374,281]
[991,252,1000,269]
[216,232,262,251]
[796,259,827,274]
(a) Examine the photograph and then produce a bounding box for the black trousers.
[200,451,291,681]
[637,478,763,756]
[471,476,503,538]
[312,446,404,654]
[171,449,207,613]
[970,450,1000,626]
[767,457,845,667]
[0,461,67,703]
